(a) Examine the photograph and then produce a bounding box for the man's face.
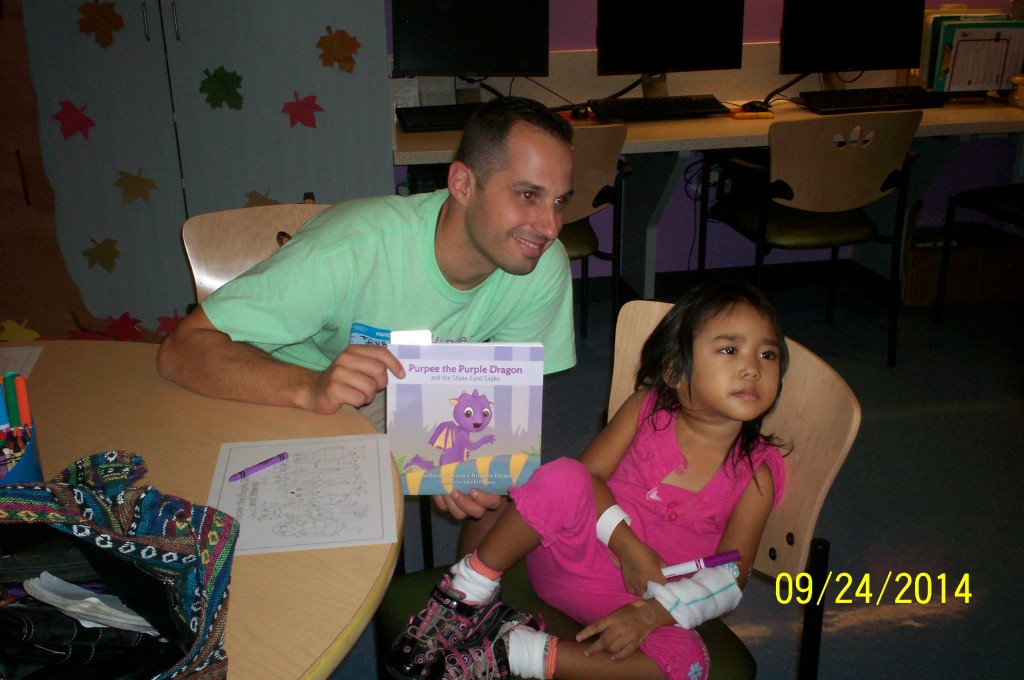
[462,123,574,277]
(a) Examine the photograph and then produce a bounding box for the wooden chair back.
[608,300,861,578]
[182,203,329,302]
[560,123,627,224]
[768,110,921,213]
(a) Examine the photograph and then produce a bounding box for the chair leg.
[826,247,839,323]
[579,257,589,339]
[936,199,957,324]
[419,496,434,570]
[797,538,830,680]
[698,157,712,276]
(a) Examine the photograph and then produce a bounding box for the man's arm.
[157,307,405,414]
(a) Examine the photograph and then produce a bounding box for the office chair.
[181,203,329,303]
[698,110,922,366]
[936,183,1024,322]
[376,300,861,680]
[557,123,629,338]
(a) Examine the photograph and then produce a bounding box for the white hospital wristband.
[596,504,631,546]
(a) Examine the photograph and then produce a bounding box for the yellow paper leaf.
[83,237,120,273]
[113,168,157,203]
[245,189,281,207]
[0,319,40,343]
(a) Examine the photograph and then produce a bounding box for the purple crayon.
[229,451,289,482]
[661,549,741,579]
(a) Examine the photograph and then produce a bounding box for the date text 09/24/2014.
[775,572,971,606]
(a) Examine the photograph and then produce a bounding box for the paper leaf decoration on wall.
[282,91,324,128]
[200,67,244,110]
[83,237,120,272]
[316,26,360,73]
[245,190,281,207]
[106,312,143,341]
[77,0,124,48]
[156,309,184,335]
[114,169,157,203]
[0,320,40,343]
[52,100,96,139]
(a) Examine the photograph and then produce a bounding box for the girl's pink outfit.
[509,392,785,680]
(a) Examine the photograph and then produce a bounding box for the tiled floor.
[335,281,1023,679]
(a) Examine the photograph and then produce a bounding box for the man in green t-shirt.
[158,96,576,547]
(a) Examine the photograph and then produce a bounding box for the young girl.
[388,281,789,680]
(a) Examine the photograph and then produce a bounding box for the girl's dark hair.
[635,280,790,469]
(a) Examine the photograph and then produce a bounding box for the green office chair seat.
[376,560,756,679]
[710,198,878,250]
[558,218,601,260]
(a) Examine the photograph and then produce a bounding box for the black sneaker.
[430,604,541,680]
[386,574,505,679]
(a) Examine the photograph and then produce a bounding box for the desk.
[394,100,1024,296]
[19,340,402,679]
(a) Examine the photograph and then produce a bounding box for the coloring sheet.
[0,346,43,377]
[207,434,397,555]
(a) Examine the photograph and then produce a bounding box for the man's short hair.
[454,96,574,186]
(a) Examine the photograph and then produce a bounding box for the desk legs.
[619,152,691,299]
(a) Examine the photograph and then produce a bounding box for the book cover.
[932,18,1024,92]
[386,342,543,495]
[920,10,1004,87]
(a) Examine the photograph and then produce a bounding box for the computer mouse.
[740,100,770,113]
[570,104,590,119]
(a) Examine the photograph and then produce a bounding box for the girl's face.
[678,302,782,425]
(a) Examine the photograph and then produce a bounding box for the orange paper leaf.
[77,0,124,49]
[316,26,360,73]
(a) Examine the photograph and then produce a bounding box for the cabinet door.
[162,0,393,215]
[23,1,193,330]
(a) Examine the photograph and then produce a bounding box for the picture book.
[928,16,1024,92]
[919,9,1005,87]
[386,342,543,495]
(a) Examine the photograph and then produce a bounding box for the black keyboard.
[798,86,947,115]
[395,102,483,132]
[588,94,728,122]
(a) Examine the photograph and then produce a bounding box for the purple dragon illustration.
[404,389,496,471]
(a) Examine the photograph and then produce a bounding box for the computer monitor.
[597,0,745,97]
[391,0,549,79]
[779,0,925,76]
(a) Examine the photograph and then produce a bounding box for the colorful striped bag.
[0,451,238,679]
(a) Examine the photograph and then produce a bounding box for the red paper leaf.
[67,328,110,341]
[52,100,96,140]
[156,309,184,335]
[105,312,143,341]
[281,91,324,128]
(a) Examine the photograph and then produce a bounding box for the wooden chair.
[557,123,629,338]
[181,203,329,303]
[698,110,922,366]
[376,299,861,680]
[936,183,1024,322]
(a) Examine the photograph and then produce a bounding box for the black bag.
[1,451,239,679]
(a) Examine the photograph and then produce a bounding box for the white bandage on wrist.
[643,562,742,629]
[595,504,631,546]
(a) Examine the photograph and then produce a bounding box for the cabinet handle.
[141,2,150,41]
[172,1,180,40]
